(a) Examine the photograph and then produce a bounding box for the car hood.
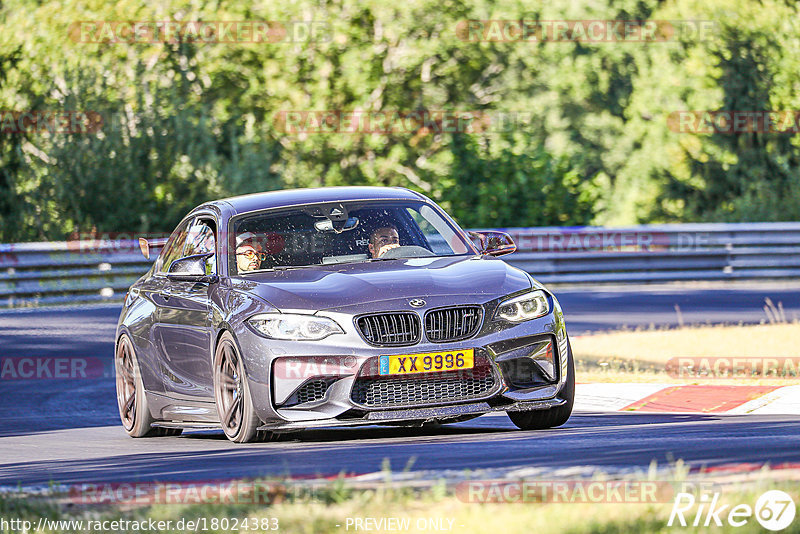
[230,255,532,312]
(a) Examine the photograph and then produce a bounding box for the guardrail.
[489,222,800,284]
[1,222,799,308]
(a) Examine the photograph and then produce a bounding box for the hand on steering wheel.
[377,243,400,257]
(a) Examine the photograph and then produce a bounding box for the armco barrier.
[490,222,800,284]
[1,222,799,308]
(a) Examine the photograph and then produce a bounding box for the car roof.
[198,186,428,216]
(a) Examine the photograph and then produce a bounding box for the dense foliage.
[1,0,798,241]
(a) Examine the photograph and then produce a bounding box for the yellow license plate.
[379,349,474,376]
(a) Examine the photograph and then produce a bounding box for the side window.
[406,206,469,255]
[184,219,217,274]
[157,219,191,274]
[184,220,216,256]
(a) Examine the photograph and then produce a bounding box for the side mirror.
[139,237,168,260]
[468,231,517,257]
[167,253,218,283]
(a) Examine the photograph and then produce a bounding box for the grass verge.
[571,322,800,384]
[2,473,799,533]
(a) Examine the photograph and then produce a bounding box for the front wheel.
[508,339,575,430]
[213,332,270,443]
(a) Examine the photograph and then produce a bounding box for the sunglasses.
[236,250,266,261]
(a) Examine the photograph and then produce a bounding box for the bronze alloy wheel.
[115,334,182,438]
[213,332,269,443]
[115,335,138,431]
[217,340,243,432]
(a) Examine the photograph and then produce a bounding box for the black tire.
[213,332,270,443]
[116,335,181,437]
[508,339,575,430]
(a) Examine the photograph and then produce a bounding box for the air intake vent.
[279,379,333,407]
[425,306,482,343]
[356,312,421,346]
[295,379,330,404]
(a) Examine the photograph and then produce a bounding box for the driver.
[235,232,265,272]
[368,225,400,258]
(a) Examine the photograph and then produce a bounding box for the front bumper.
[257,398,567,432]
[235,294,570,428]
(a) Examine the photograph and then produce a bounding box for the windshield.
[229,200,472,274]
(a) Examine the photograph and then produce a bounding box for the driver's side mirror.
[167,253,218,283]
[468,231,517,257]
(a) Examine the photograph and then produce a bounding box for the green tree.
[443,133,595,228]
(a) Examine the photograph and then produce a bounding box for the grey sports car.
[116,186,574,442]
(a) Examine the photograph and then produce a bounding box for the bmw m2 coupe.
[116,186,574,442]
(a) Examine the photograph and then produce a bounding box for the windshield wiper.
[241,265,307,274]
[366,257,404,262]
[269,265,308,271]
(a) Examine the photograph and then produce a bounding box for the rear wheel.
[508,339,575,430]
[115,335,182,437]
[214,332,270,443]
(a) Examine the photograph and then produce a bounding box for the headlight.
[495,290,549,322]
[248,314,344,341]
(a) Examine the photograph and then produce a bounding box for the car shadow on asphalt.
[178,421,517,443]
[0,411,774,441]
[177,411,728,443]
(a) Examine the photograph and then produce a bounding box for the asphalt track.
[2,413,800,487]
[1,285,799,487]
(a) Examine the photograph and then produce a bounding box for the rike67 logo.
[669,490,796,531]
